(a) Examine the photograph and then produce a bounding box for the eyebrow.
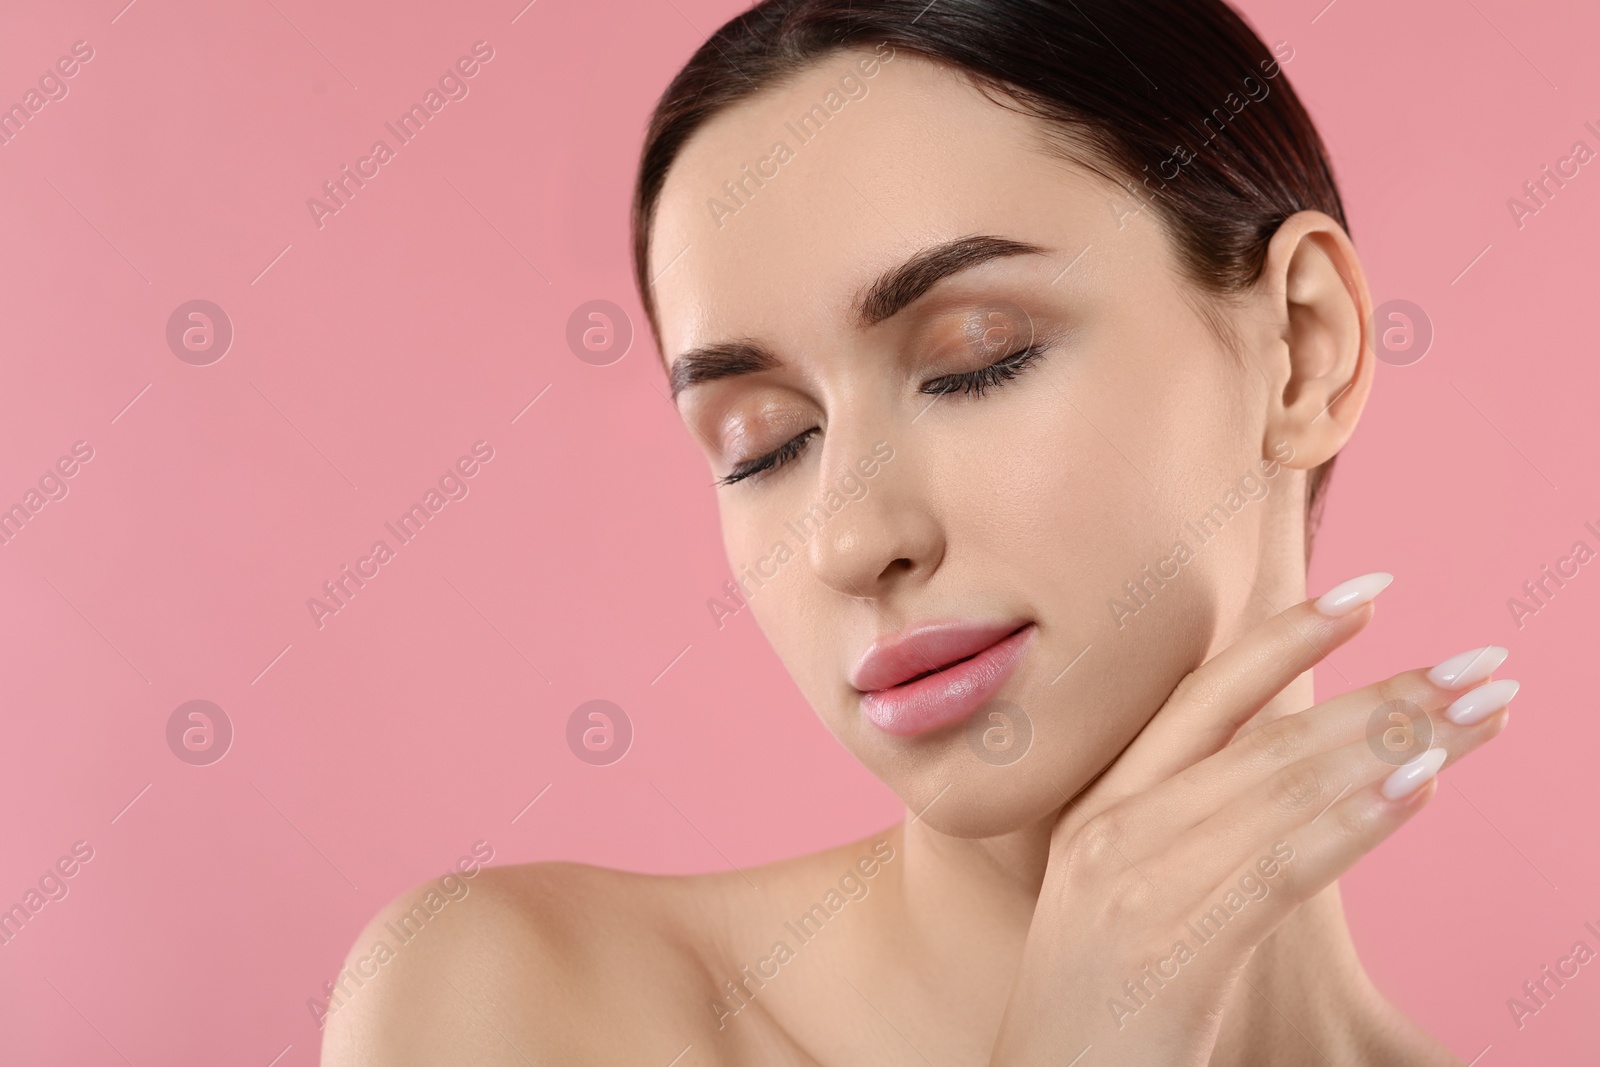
[667,234,1049,401]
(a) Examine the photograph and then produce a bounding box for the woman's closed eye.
[715,342,1051,487]
[717,426,821,487]
[919,342,1048,397]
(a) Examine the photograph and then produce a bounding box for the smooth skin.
[322,50,1507,1065]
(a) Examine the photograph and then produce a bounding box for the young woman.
[323,1,1516,1062]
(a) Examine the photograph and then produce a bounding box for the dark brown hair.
[630,0,1349,544]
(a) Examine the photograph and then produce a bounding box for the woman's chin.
[881,753,1106,841]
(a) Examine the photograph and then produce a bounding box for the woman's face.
[650,50,1298,837]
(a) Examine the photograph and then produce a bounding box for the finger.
[1193,746,1451,952]
[1138,746,1454,991]
[1169,693,1510,884]
[1090,572,1393,800]
[1119,650,1514,851]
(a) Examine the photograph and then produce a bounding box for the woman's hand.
[987,573,1514,1066]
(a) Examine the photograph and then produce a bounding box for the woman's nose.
[804,438,944,601]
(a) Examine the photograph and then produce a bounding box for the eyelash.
[716,343,1048,488]
[717,427,821,487]
[919,343,1047,397]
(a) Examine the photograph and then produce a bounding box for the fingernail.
[1445,679,1520,726]
[1427,646,1509,689]
[1382,747,1447,800]
[1313,572,1394,616]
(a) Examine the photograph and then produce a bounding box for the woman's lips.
[853,622,1035,737]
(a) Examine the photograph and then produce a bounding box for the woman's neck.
[879,538,1352,1054]
[894,542,1315,921]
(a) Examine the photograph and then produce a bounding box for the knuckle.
[1334,797,1378,841]
[1270,761,1325,811]
[1098,868,1153,927]
[1374,672,1430,710]
[1092,807,1129,846]
[1243,716,1303,766]
[1057,808,1134,879]
[1077,821,1124,869]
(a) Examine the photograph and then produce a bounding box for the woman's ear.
[1253,210,1374,469]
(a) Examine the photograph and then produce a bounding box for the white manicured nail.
[1445,679,1520,725]
[1313,572,1394,616]
[1382,748,1447,800]
[1427,646,1509,689]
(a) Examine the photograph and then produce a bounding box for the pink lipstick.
[852,621,1035,737]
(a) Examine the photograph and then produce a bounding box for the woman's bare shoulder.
[317,860,724,1065]
[317,831,903,1067]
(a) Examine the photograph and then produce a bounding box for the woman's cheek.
[719,508,831,683]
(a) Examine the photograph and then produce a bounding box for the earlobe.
[1258,210,1374,470]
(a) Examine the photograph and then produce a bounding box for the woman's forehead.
[649,55,1122,359]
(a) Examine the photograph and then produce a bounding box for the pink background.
[1,0,1596,1062]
